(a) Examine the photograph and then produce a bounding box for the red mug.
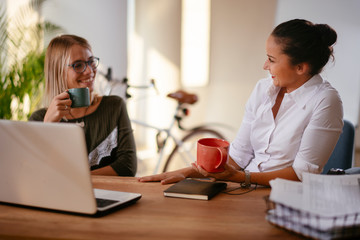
[197,138,229,173]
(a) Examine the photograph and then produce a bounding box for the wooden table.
[0,176,302,240]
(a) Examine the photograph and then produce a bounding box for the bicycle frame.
[131,103,196,174]
[98,68,229,174]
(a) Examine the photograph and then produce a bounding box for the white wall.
[42,0,128,80]
[127,0,182,148]
[126,0,278,143]
[201,0,277,137]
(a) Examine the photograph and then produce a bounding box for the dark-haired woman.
[138,19,343,186]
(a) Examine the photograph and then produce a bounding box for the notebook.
[0,119,141,216]
[164,178,227,200]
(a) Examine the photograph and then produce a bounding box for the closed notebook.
[164,179,227,200]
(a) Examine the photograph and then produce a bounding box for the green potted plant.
[0,0,62,120]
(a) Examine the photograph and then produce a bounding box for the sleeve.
[28,109,46,121]
[229,106,254,169]
[110,98,138,176]
[292,89,344,180]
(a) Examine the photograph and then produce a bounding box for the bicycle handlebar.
[98,67,113,82]
[101,67,197,105]
[100,66,198,130]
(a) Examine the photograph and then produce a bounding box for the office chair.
[322,119,355,174]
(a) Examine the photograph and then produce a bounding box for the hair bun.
[315,24,337,47]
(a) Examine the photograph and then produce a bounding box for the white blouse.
[229,75,343,180]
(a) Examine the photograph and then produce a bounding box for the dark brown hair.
[271,19,337,75]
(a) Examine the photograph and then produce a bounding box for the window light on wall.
[181,0,210,87]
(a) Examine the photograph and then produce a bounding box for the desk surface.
[0,176,301,240]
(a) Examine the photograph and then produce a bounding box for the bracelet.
[241,170,251,188]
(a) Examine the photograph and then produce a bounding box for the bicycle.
[97,68,232,175]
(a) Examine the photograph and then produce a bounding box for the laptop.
[0,119,141,216]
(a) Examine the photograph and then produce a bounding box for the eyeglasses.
[68,57,100,73]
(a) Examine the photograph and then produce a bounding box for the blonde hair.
[44,35,92,106]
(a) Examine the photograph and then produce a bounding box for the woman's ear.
[296,62,311,76]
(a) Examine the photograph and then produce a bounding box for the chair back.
[322,119,355,174]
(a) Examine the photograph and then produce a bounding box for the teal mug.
[67,87,90,108]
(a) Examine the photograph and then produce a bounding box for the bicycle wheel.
[162,128,225,172]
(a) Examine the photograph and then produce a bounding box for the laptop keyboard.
[96,198,119,208]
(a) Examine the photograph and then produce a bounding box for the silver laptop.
[0,119,141,215]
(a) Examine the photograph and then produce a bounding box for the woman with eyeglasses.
[138,19,343,186]
[29,34,137,176]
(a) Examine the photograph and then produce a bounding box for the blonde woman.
[29,35,137,176]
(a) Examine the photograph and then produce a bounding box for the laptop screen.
[0,120,101,214]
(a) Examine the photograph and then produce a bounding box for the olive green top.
[29,96,137,176]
